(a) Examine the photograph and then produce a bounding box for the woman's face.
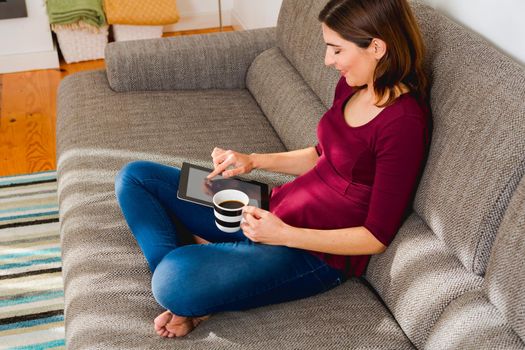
[321,23,379,88]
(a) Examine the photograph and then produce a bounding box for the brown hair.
[319,0,428,107]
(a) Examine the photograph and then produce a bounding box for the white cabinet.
[0,0,59,73]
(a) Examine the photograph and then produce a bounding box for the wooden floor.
[0,26,233,177]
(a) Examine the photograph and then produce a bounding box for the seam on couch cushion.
[473,156,525,275]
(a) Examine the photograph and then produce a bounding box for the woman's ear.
[369,38,387,60]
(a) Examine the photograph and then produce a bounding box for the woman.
[115,0,430,338]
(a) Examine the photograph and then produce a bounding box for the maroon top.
[269,77,430,277]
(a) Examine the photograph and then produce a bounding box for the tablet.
[177,162,270,210]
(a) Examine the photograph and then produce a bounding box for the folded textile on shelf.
[46,0,106,31]
[104,0,180,25]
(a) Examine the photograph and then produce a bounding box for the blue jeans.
[114,160,344,317]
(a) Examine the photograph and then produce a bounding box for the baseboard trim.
[0,45,59,74]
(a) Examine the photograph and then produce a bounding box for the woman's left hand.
[241,206,291,246]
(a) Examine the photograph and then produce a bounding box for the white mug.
[212,189,249,233]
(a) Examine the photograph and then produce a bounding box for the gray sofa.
[56,0,525,348]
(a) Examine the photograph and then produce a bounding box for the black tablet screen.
[183,165,268,209]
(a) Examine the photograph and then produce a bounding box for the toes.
[154,310,173,327]
[166,321,194,337]
[159,313,210,337]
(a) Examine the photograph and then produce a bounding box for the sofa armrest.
[105,28,276,92]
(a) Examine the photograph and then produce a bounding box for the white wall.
[231,0,283,30]
[418,0,524,66]
[229,0,524,66]
[0,0,59,73]
[164,0,234,32]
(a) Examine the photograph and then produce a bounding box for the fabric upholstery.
[365,213,483,348]
[425,174,525,349]
[246,47,327,151]
[105,28,276,92]
[485,174,525,343]
[276,0,340,108]
[426,291,524,349]
[57,71,412,349]
[366,3,525,347]
[57,69,294,191]
[57,70,284,161]
[408,2,525,276]
[56,0,525,348]
[366,4,524,347]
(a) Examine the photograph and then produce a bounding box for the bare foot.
[154,310,176,338]
[154,310,210,338]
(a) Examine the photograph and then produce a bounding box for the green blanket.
[46,0,106,27]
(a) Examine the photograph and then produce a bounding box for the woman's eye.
[334,50,341,55]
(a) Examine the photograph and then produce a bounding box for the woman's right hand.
[207,147,255,179]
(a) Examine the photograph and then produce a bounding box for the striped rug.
[0,170,64,349]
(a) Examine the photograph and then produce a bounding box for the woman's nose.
[324,51,334,67]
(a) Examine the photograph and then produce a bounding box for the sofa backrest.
[483,175,525,345]
[248,0,525,348]
[246,0,339,151]
[366,1,525,348]
[425,177,525,349]
[275,0,339,109]
[425,174,525,349]
[408,2,525,277]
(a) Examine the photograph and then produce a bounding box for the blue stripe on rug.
[0,315,64,332]
[0,291,64,308]
[8,338,65,350]
[0,171,64,348]
[0,257,62,270]
[0,211,60,222]
[0,204,58,215]
[0,248,61,260]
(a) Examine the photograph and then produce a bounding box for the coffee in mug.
[212,190,250,233]
[218,200,245,209]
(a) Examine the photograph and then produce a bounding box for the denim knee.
[151,249,206,317]
[114,160,154,196]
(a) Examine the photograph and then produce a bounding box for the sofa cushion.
[246,47,327,151]
[365,213,483,348]
[55,69,412,347]
[425,290,524,349]
[64,239,414,350]
[57,70,286,162]
[425,174,525,349]
[409,2,525,275]
[276,0,340,109]
[485,174,525,343]
[56,70,298,348]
